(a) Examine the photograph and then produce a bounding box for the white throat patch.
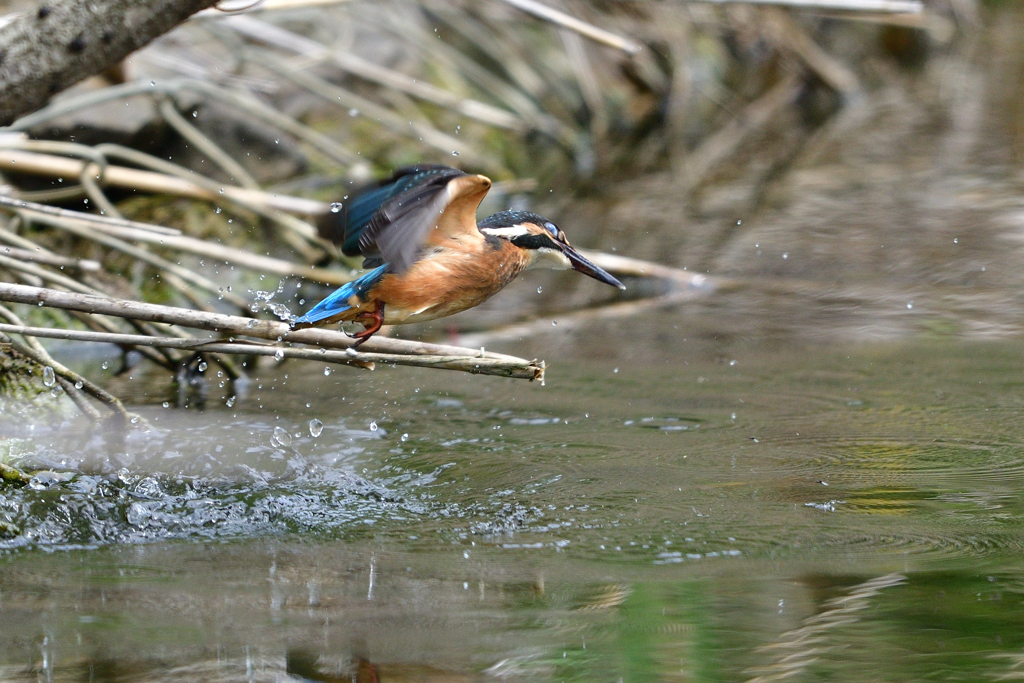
[528,246,571,271]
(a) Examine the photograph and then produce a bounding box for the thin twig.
[3,203,354,286]
[0,147,328,214]
[693,0,922,12]
[91,143,323,244]
[222,15,527,132]
[496,0,644,55]
[0,244,101,272]
[0,253,104,296]
[683,73,803,191]
[0,194,180,235]
[22,213,253,310]
[157,97,262,190]
[0,324,543,379]
[250,50,497,172]
[9,78,360,168]
[766,8,862,99]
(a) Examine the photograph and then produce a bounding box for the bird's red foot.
[350,301,385,347]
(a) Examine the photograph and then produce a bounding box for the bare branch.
[0,283,545,380]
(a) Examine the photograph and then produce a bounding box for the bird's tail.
[291,265,389,329]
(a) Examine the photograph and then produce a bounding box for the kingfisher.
[292,165,625,345]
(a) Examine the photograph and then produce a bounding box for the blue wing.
[316,165,467,273]
[292,265,389,326]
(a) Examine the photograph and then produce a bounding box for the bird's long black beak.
[561,245,626,290]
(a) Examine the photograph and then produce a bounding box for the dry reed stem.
[0,253,104,296]
[0,284,544,380]
[393,14,574,145]
[27,215,253,310]
[157,97,261,190]
[192,0,352,17]
[5,204,354,286]
[223,15,527,132]
[682,74,803,191]
[0,148,328,214]
[577,250,711,285]
[9,78,360,168]
[765,8,862,98]
[251,50,498,172]
[457,290,699,349]
[695,0,922,12]
[0,195,180,235]
[496,0,644,54]
[0,245,100,272]
[90,143,323,244]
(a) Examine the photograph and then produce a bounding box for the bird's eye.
[543,222,559,237]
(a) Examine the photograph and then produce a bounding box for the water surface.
[3,312,1024,681]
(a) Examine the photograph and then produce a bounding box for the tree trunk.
[0,0,219,126]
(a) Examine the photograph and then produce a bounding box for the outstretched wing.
[317,165,492,274]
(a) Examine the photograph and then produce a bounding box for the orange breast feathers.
[362,237,530,324]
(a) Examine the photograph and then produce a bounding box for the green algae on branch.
[0,462,29,487]
[0,435,32,488]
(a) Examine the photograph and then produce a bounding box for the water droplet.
[613,367,619,374]
[348,108,359,117]
[274,349,285,361]
[324,367,332,376]
[247,319,258,328]
[101,361,109,370]
[953,237,959,244]
[369,421,378,432]
[345,347,358,357]
[226,396,236,407]
[330,202,342,213]
[130,415,140,424]
[149,80,155,86]
[40,366,56,387]
[907,302,914,309]
[272,426,292,447]
[218,188,224,194]
[192,110,197,118]
[400,433,409,442]
[162,401,170,408]
[537,286,543,294]
[215,207,221,214]
[737,219,743,225]
[551,320,557,326]
[731,412,737,420]
[309,418,323,437]
[729,360,737,366]
[782,252,789,260]
[451,150,460,157]
[74,380,83,389]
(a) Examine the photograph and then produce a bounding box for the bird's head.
[479,211,625,289]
